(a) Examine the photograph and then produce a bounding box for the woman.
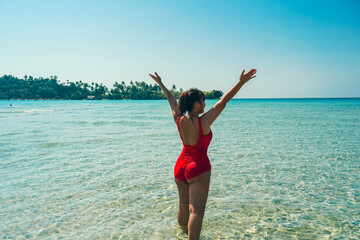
[149,69,257,239]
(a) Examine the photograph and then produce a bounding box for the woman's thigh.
[187,171,211,213]
[175,178,189,207]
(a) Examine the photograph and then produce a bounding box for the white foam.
[22,109,54,113]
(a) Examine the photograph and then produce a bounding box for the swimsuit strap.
[176,114,182,132]
[177,115,184,144]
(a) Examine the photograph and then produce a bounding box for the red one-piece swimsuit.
[174,115,213,182]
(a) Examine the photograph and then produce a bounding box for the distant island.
[0,75,223,100]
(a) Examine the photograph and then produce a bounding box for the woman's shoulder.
[176,113,185,125]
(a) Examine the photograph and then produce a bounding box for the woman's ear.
[193,102,199,110]
[196,101,201,109]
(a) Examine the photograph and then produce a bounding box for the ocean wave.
[23,109,54,113]
[6,109,55,114]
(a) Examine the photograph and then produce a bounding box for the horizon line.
[232,97,360,100]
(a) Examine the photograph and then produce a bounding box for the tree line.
[0,75,223,100]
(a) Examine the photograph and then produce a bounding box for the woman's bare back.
[178,116,210,146]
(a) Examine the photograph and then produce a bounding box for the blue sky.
[0,0,359,98]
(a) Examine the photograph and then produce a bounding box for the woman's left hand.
[239,69,257,85]
[149,72,162,84]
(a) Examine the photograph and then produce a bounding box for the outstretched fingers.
[248,68,257,74]
[239,68,257,83]
[149,72,161,82]
[248,69,257,78]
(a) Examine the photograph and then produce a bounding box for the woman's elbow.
[218,100,227,109]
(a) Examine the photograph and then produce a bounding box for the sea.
[0,99,359,239]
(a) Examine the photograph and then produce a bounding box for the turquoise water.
[0,99,359,239]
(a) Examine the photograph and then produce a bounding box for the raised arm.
[149,72,181,123]
[201,69,257,129]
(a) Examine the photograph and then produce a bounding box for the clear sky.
[0,0,359,98]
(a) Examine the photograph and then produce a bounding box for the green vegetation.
[0,75,223,100]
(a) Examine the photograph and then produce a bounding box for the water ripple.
[0,99,359,239]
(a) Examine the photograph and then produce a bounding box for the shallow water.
[0,99,359,239]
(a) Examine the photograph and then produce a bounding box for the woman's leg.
[187,171,211,240]
[175,178,190,227]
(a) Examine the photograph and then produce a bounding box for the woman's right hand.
[239,69,257,85]
[149,72,162,85]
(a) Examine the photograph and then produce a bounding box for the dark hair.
[178,88,205,114]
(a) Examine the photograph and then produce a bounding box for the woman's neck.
[188,112,199,118]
